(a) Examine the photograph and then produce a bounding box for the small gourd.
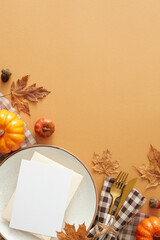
[0,109,25,153]
[136,216,160,240]
[34,118,55,137]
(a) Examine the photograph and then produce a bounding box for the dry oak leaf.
[11,75,51,115]
[57,223,90,240]
[135,145,160,189]
[92,149,119,176]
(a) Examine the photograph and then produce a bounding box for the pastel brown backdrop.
[1,0,160,216]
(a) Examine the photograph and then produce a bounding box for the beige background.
[0,0,160,216]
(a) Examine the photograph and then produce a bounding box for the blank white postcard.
[10,160,73,237]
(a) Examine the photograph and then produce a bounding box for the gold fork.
[99,171,128,240]
[108,171,128,215]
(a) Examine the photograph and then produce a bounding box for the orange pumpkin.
[0,109,25,153]
[136,216,160,240]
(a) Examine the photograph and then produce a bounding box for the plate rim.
[0,144,98,232]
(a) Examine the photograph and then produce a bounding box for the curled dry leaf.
[92,149,119,176]
[135,145,160,189]
[57,222,90,240]
[10,75,51,115]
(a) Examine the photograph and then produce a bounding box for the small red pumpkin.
[34,118,55,137]
[136,216,160,240]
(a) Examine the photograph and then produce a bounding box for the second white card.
[10,160,73,237]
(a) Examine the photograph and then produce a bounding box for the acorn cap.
[149,198,157,208]
[1,69,12,76]
[1,69,12,82]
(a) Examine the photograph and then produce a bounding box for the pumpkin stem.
[42,123,52,132]
[43,127,51,132]
[0,129,4,136]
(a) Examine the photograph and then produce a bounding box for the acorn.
[149,198,160,209]
[1,69,12,82]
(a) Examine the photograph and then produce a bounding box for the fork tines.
[114,171,128,189]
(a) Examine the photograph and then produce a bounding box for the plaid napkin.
[88,177,146,240]
[0,92,37,162]
[118,212,150,240]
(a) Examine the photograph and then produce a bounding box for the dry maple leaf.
[92,149,119,176]
[10,75,51,115]
[148,145,160,169]
[135,145,160,189]
[57,223,90,240]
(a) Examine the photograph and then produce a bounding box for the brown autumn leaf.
[148,145,160,169]
[57,223,90,240]
[135,145,160,189]
[92,149,119,176]
[11,95,30,115]
[10,75,51,115]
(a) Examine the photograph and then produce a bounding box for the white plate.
[0,145,98,240]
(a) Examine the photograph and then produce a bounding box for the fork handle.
[108,196,116,214]
[98,215,113,240]
[99,198,116,239]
